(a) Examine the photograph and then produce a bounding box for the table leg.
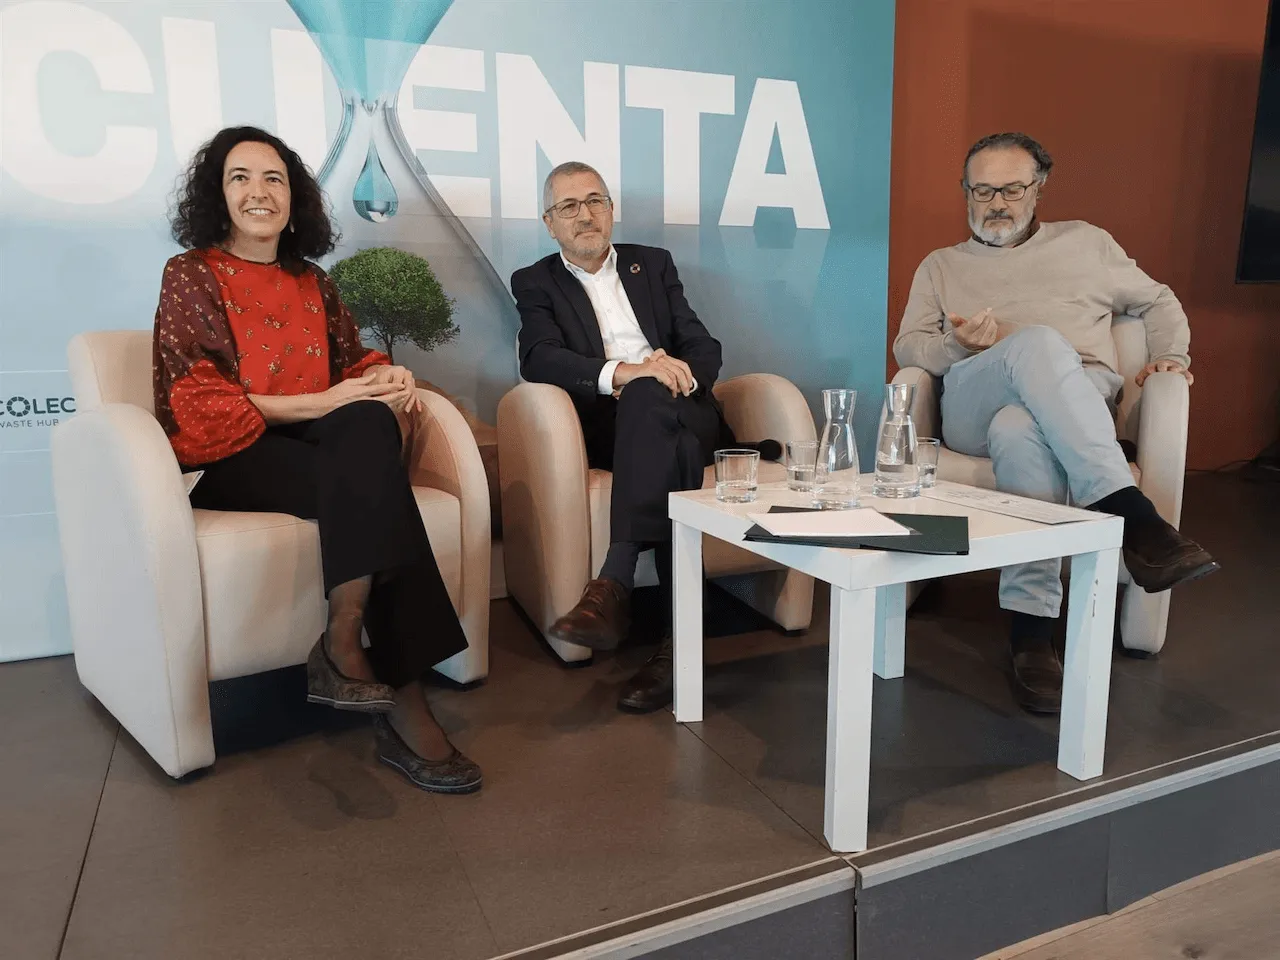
[873,583,906,679]
[1058,547,1120,780]
[825,585,877,853]
[672,520,705,723]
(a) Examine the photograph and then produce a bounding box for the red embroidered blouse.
[152,249,389,466]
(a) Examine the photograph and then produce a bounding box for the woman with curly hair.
[154,125,480,794]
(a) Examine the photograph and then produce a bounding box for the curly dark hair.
[962,132,1054,187]
[170,125,337,272]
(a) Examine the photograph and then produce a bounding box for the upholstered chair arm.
[1133,372,1190,527]
[403,389,492,683]
[497,383,592,662]
[713,373,817,446]
[51,405,211,777]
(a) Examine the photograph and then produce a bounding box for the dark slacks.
[188,400,468,688]
[582,377,730,588]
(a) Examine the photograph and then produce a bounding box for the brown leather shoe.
[1009,645,1063,715]
[618,636,673,713]
[1123,521,1220,594]
[547,578,631,651]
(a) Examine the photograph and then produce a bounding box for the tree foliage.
[329,247,458,363]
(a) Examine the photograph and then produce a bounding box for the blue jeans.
[940,326,1134,619]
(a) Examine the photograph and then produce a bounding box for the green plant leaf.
[329,246,459,358]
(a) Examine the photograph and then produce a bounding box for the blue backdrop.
[0,0,895,660]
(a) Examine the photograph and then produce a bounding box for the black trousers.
[188,400,468,688]
[583,377,730,546]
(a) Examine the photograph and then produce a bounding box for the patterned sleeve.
[312,265,391,382]
[152,253,266,466]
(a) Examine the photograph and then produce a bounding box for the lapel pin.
[630,262,641,274]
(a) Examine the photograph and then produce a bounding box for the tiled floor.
[3,472,1276,958]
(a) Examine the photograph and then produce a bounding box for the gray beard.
[970,210,1035,247]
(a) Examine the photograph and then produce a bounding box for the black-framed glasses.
[547,195,613,219]
[964,181,1037,203]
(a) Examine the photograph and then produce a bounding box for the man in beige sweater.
[894,132,1217,714]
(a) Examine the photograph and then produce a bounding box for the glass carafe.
[872,382,920,498]
[812,389,860,510]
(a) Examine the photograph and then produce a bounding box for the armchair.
[497,374,817,662]
[893,315,1190,654]
[51,330,491,778]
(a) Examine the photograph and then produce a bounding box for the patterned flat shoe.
[305,636,396,713]
[372,715,482,795]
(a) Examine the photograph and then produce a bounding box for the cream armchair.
[51,331,490,778]
[498,373,817,663]
[893,315,1190,655]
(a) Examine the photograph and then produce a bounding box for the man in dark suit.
[511,160,751,713]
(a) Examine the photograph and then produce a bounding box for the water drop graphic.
[353,140,398,222]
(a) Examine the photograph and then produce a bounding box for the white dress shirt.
[562,247,697,396]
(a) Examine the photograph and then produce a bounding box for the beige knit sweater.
[893,220,1190,378]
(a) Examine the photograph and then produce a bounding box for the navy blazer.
[510,244,724,420]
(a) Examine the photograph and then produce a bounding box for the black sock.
[599,541,643,592]
[1087,485,1165,546]
[1010,611,1055,656]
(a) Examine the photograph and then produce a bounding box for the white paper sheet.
[921,481,1099,525]
[183,470,205,495]
[749,508,915,538]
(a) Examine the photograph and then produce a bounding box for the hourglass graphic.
[285,0,506,294]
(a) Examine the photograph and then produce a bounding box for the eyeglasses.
[964,181,1038,203]
[546,195,613,219]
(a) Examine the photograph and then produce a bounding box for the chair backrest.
[67,330,155,415]
[1111,314,1150,444]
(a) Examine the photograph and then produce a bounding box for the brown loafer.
[547,578,631,652]
[305,636,396,713]
[1123,521,1220,594]
[1010,646,1063,715]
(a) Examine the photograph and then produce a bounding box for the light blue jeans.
[941,326,1135,619]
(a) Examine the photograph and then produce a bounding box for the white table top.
[669,479,1123,592]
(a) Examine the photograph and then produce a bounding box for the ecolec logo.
[0,394,76,429]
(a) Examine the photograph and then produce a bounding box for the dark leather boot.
[547,578,631,651]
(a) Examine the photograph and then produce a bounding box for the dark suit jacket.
[510,244,724,427]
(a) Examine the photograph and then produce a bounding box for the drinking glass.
[785,440,819,492]
[917,438,940,488]
[715,450,760,503]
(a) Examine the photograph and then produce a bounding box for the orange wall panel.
[890,0,1280,468]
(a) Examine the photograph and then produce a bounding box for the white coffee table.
[668,479,1123,853]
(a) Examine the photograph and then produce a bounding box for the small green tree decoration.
[329,247,458,364]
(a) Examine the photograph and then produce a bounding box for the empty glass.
[917,438,940,488]
[873,382,920,498]
[714,449,760,502]
[785,440,819,492]
[813,389,860,510]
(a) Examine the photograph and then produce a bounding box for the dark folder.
[742,507,969,555]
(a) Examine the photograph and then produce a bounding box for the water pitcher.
[872,382,920,498]
[812,389,860,509]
